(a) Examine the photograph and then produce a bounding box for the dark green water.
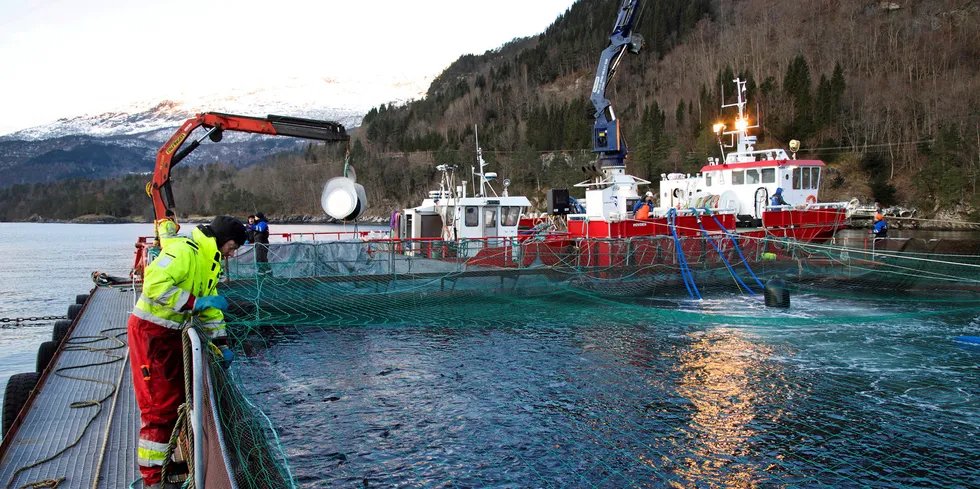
[235,291,980,488]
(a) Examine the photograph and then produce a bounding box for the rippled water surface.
[0,222,379,407]
[2,223,979,485]
[236,292,980,487]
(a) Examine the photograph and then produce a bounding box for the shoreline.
[6,214,980,231]
[10,214,392,225]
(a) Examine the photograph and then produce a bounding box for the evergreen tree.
[830,62,846,115]
[815,74,833,128]
[917,126,968,211]
[782,55,813,138]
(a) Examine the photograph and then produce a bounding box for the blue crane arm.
[590,0,643,168]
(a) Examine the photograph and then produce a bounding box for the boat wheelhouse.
[399,130,531,257]
[563,78,847,243]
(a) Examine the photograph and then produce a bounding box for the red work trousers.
[128,315,185,486]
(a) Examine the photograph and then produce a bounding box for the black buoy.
[764,277,791,308]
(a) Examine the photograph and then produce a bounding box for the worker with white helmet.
[632,191,655,218]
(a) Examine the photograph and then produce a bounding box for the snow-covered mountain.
[1,75,429,141]
[0,75,430,187]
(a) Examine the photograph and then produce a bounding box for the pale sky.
[0,0,578,135]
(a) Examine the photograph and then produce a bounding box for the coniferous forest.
[1,0,978,222]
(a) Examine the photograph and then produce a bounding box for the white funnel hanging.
[321,169,367,221]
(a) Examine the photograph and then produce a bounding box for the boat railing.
[764,202,848,212]
[725,148,790,162]
[185,327,207,489]
[272,230,391,242]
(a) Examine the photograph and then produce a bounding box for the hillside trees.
[4,0,980,220]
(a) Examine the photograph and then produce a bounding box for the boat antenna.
[470,164,476,197]
[476,125,484,197]
[474,124,498,198]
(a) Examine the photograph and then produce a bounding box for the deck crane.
[148,112,348,221]
[590,0,644,169]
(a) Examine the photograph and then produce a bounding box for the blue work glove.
[218,345,235,368]
[193,295,228,313]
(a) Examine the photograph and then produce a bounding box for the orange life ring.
[806,195,817,205]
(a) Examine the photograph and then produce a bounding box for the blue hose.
[710,213,765,290]
[667,208,701,300]
[692,208,755,295]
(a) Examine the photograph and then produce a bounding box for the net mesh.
[204,234,980,488]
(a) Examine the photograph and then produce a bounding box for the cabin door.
[484,207,499,239]
[420,214,444,239]
[754,187,769,219]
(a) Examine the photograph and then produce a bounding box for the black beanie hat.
[206,216,247,247]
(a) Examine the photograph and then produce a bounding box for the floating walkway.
[0,286,139,489]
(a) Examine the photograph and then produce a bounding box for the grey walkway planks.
[0,286,140,489]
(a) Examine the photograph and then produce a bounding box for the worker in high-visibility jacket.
[128,215,246,489]
[154,209,181,249]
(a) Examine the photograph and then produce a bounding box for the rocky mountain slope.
[0,75,428,186]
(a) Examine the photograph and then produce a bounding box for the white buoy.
[321,177,368,221]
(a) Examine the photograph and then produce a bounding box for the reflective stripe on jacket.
[134,227,226,339]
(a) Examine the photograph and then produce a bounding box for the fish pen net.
[207,236,980,488]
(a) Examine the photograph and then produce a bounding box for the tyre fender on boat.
[52,319,72,344]
[67,303,83,320]
[2,372,40,437]
[36,341,58,373]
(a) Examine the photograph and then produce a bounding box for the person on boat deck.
[872,213,888,239]
[632,191,655,218]
[128,216,246,489]
[770,187,789,207]
[245,214,257,244]
[155,209,180,248]
[253,212,271,275]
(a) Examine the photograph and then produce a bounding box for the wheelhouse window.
[762,168,775,183]
[731,170,745,185]
[485,208,497,228]
[501,206,521,226]
[746,169,760,184]
[464,206,479,227]
[792,167,822,189]
[705,174,712,187]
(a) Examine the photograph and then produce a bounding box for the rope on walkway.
[16,478,64,489]
[3,327,126,489]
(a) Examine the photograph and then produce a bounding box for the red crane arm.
[149,112,347,220]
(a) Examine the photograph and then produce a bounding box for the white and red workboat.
[566,78,848,245]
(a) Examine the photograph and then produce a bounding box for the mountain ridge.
[2,0,979,221]
[0,75,430,187]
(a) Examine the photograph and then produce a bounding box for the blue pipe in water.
[692,208,755,295]
[666,208,701,300]
[710,213,765,291]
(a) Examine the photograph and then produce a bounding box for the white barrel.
[321,177,368,221]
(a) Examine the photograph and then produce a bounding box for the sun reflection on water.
[666,328,789,488]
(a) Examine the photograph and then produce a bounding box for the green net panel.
[207,236,980,488]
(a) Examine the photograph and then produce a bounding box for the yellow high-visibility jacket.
[133,226,226,340]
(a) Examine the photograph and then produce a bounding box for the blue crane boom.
[590,0,644,168]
